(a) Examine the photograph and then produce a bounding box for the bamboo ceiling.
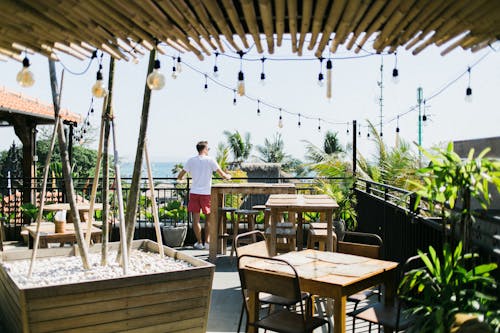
[1,0,499,62]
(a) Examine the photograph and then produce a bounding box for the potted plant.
[161,200,188,247]
[402,142,500,331]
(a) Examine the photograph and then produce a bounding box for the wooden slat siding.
[122,317,205,333]
[297,0,313,55]
[287,0,298,53]
[150,0,210,56]
[405,0,472,52]
[328,0,361,54]
[169,0,218,51]
[190,0,225,52]
[337,241,380,259]
[258,0,275,54]
[275,0,286,47]
[202,1,242,51]
[0,270,22,333]
[28,278,211,317]
[307,0,329,51]
[1,247,74,261]
[314,0,348,57]
[30,299,208,332]
[346,0,385,50]
[221,0,250,49]
[372,0,418,52]
[240,0,264,53]
[31,304,206,333]
[355,0,402,53]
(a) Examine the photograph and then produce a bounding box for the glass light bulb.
[91,79,107,98]
[204,83,208,92]
[278,117,283,128]
[326,69,332,99]
[260,72,266,86]
[147,69,165,90]
[171,67,177,79]
[132,58,139,65]
[16,68,35,87]
[233,98,237,105]
[392,68,399,84]
[465,87,472,103]
[176,60,182,73]
[237,80,245,96]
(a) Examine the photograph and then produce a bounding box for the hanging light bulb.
[318,119,321,132]
[392,53,399,84]
[257,100,261,116]
[146,59,165,90]
[367,132,370,138]
[91,70,107,98]
[465,67,472,103]
[237,70,245,96]
[297,114,301,127]
[213,52,219,77]
[233,90,237,105]
[396,116,400,133]
[326,59,332,100]
[171,57,177,79]
[176,56,182,73]
[132,57,139,65]
[16,56,35,87]
[317,58,324,87]
[278,109,283,128]
[346,123,350,135]
[260,57,266,85]
[204,75,208,92]
[422,114,427,121]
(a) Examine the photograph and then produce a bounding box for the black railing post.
[352,120,357,176]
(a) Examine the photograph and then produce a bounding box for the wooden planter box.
[0,240,214,333]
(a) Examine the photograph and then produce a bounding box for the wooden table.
[265,194,338,256]
[243,249,399,333]
[43,203,103,223]
[25,223,102,248]
[208,182,295,262]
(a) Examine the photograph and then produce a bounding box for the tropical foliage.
[256,132,306,176]
[223,130,252,166]
[399,243,499,332]
[304,130,345,163]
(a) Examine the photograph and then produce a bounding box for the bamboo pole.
[314,0,348,57]
[307,0,329,50]
[373,0,417,52]
[220,0,250,49]
[240,0,264,53]
[124,50,156,254]
[334,0,368,52]
[48,60,90,269]
[275,0,285,47]
[144,140,164,257]
[298,0,313,55]
[111,113,128,273]
[190,0,226,52]
[287,0,298,53]
[27,70,64,278]
[201,1,242,52]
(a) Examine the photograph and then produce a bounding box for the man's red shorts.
[187,193,211,214]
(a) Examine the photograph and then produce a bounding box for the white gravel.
[2,249,192,289]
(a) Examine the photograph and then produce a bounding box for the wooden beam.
[314,0,348,57]
[307,0,329,51]
[346,0,385,50]
[202,1,242,51]
[221,0,250,49]
[190,0,225,52]
[287,0,298,53]
[297,0,313,55]
[240,0,264,53]
[258,0,275,53]
[275,0,285,47]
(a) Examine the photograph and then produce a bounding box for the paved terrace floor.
[0,243,381,332]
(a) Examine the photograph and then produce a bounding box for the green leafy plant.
[20,203,39,220]
[399,242,498,332]
[161,200,187,227]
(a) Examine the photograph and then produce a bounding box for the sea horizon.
[120,161,178,178]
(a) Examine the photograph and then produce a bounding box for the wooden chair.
[238,254,331,333]
[338,231,384,321]
[234,231,308,332]
[217,207,236,254]
[347,254,421,332]
[230,209,259,257]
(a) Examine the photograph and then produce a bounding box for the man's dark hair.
[196,141,208,153]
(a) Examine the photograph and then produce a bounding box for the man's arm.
[177,169,187,180]
[216,168,231,180]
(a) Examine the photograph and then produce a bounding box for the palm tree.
[223,130,252,165]
[171,163,183,176]
[215,142,230,171]
[256,133,287,163]
[304,130,345,163]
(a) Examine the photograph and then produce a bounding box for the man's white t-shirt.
[183,155,219,195]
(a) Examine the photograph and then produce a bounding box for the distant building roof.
[0,86,81,124]
[454,137,500,158]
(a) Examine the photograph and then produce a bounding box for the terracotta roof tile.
[0,86,81,123]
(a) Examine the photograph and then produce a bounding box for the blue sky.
[1,38,499,164]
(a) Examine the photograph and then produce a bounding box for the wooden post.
[144,140,164,257]
[124,49,156,253]
[48,60,90,269]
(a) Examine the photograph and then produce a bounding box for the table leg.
[333,290,346,333]
[326,211,333,252]
[270,209,279,256]
[247,290,259,333]
[297,213,303,251]
[383,269,398,333]
[208,191,219,262]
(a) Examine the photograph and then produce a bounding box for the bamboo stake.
[219,0,250,49]
[258,0,275,54]
[202,1,242,51]
[298,0,313,55]
[85,98,106,245]
[124,50,156,255]
[240,0,264,53]
[275,0,285,47]
[27,70,64,278]
[48,60,90,269]
[144,140,164,257]
[190,0,226,52]
[307,0,329,50]
[111,113,128,273]
[314,0,348,57]
[287,0,298,53]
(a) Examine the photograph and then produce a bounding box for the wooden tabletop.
[265,194,338,210]
[42,203,103,211]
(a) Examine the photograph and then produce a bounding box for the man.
[177,141,231,250]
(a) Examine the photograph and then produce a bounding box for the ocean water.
[120,162,179,178]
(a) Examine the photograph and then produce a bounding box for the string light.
[146,59,165,90]
[318,119,321,132]
[213,52,219,77]
[260,57,266,85]
[422,100,427,121]
[171,56,177,79]
[297,113,301,127]
[317,57,324,87]
[257,100,261,116]
[346,123,350,135]
[232,89,237,105]
[326,59,332,99]
[465,67,472,103]
[278,108,283,128]
[204,74,208,92]
[237,51,245,96]
[176,55,182,73]
[396,115,400,133]
[392,52,399,84]
[16,55,35,87]
[91,65,107,98]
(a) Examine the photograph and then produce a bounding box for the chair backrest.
[238,254,304,307]
[235,230,269,258]
[337,231,383,259]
